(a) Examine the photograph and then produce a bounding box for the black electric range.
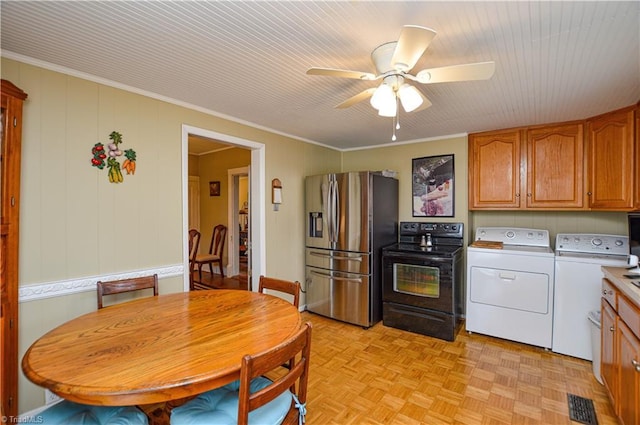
[381,222,465,341]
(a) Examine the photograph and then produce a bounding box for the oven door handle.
[310,252,362,262]
[310,270,362,282]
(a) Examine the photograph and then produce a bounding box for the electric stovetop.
[383,243,462,257]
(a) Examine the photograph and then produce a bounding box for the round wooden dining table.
[22,290,302,406]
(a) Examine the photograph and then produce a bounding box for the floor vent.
[567,394,598,425]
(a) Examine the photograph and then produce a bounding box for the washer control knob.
[506,231,515,239]
[563,237,569,243]
[615,240,624,246]
[592,238,603,246]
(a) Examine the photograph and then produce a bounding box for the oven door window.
[393,263,440,298]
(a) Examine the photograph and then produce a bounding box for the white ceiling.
[1,1,639,151]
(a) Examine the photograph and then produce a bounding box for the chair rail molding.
[18,265,183,302]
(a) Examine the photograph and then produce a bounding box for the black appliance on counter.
[382,222,464,341]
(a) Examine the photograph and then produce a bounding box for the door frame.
[182,125,265,292]
[227,167,249,277]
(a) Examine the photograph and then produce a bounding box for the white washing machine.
[466,227,555,349]
[553,233,637,361]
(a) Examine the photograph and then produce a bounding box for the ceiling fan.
[306,25,495,139]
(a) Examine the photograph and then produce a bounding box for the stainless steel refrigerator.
[305,171,398,327]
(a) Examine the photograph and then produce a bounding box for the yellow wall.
[2,58,340,412]
[343,135,470,241]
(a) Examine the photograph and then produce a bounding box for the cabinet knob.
[587,192,592,196]
[609,326,615,332]
[515,193,520,197]
[632,359,640,372]
[527,193,532,197]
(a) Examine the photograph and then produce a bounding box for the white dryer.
[466,227,555,349]
[553,234,637,361]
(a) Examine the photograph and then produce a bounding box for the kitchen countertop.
[601,266,640,308]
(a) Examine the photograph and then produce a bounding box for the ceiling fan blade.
[335,88,377,109]
[415,61,496,84]
[306,67,376,80]
[391,25,437,72]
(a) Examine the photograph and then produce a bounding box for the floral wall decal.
[90,131,137,183]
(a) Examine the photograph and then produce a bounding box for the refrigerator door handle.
[310,251,362,262]
[310,270,363,283]
[327,179,335,243]
[333,179,340,243]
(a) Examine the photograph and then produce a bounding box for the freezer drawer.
[305,248,370,274]
[305,266,371,327]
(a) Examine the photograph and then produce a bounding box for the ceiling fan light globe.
[370,83,394,110]
[398,84,423,112]
[378,101,397,117]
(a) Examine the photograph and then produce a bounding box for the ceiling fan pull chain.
[391,114,397,141]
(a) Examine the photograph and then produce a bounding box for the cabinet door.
[601,299,618,409]
[587,108,635,209]
[618,319,640,425]
[469,130,522,209]
[525,123,585,208]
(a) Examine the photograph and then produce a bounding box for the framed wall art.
[209,181,221,196]
[412,154,454,217]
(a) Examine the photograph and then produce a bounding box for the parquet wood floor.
[298,312,618,425]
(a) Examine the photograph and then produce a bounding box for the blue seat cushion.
[170,376,292,425]
[30,400,148,424]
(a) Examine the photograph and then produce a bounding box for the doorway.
[182,125,265,292]
[227,167,249,278]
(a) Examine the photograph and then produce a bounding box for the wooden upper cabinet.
[587,106,635,210]
[469,123,585,210]
[469,130,522,209]
[469,103,638,211]
[525,122,584,208]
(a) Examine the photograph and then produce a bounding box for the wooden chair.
[259,275,301,308]
[170,322,312,425]
[194,224,227,281]
[97,274,159,309]
[188,228,201,290]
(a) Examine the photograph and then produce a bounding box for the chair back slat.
[258,275,301,308]
[209,224,227,257]
[97,274,158,309]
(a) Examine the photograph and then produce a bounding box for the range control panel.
[399,222,463,237]
[474,227,550,247]
[556,233,628,255]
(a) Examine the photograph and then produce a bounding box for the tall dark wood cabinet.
[1,79,27,419]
